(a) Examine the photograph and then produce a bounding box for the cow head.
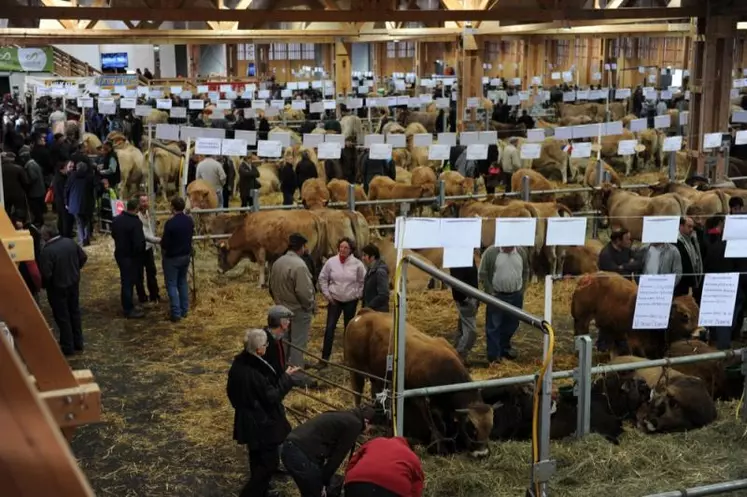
[669,295,703,341]
[636,376,716,433]
[453,402,494,458]
[590,184,614,228]
[592,374,651,421]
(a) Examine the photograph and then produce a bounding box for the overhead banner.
[0,47,54,72]
[95,74,141,87]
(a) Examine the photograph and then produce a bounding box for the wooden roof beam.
[5,5,712,21]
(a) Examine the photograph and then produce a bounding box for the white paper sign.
[654,114,671,129]
[257,140,283,158]
[495,218,537,247]
[443,248,475,269]
[592,72,602,81]
[440,218,481,248]
[617,140,638,156]
[195,137,222,156]
[571,142,592,158]
[252,100,267,110]
[77,97,93,108]
[723,215,747,240]
[419,94,433,104]
[563,91,576,103]
[733,111,747,124]
[726,240,747,258]
[119,97,136,109]
[551,72,561,80]
[506,95,520,106]
[221,139,247,157]
[467,97,480,109]
[386,134,407,148]
[234,130,258,146]
[736,130,747,146]
[460,132,479,146]
[435,97,450,109]
[680,111,689,126]
[546,217,587,246]
[170,107,187,119]
[135,105,152,117]
[428,144,450,161]
[413,133,433,147]
[698,273,739,327]
[466,144,488,161]
[641,216,679,243]
[396,218,442,249]
[520,143,542,160]
[217,99,232,110]
[662,135,683,152]
[268,132,291,148]
[156,98,172,110]
[317,142,342,160]
[155,123,180,141]
[303,133,324,148]
[370,143,393,161]
[325,134,344,146]
[703,132,723,150]
[554,127,572,140]
[615,89,632,99]
[633,274,676,329]
[479,131,497,146]
[292,100,307,111]
[98,99,116,115]
[364,134,385,148]
[629,118,647,133]
[527,129,546,143]
[437,133,457,147]
[188,99,204,110]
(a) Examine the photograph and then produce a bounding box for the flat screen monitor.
[101,52,128,70]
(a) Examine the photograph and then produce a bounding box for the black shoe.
[61,349,76,357]
[127,309,145,319]
[502,349,518,360]
[74,345,84,352]
[170,315,182,323]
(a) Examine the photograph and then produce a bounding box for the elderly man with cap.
[268,233,316,374]
[263,304,294,379]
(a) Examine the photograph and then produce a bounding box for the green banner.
[0,47,55,72]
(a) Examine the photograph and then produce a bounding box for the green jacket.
[478,246,531,295]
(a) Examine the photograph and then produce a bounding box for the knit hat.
[267,305,294,327]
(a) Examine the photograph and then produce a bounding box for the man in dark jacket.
[281,406,376,497]
[1,151,28,219]
[160,196,194,322]
[598,229,642,276]
[341,138,358,184]
[361,244,390,312]
[30,132,53,185]
[227,328,299,497]
[674,216,703,301]
[451,262,479,363]
[111,198,147,318]
[221,156,236,209]
[279,160,297,205]
[296,152,318,193]
[238,158,260,208]
[39,224,88,356]
[19,147,46,226]
[517,110,535,130]
[264,305,294,377]
[361,152,396,194]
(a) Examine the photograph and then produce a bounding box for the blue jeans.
[75,214,90,244]
[485,291,523,361]
[215,189,223,209]
[162,254,190,318]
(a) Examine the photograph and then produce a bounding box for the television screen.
[101,52,128,70]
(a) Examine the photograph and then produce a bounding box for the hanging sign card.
[632,274,676,329]
[641,216,679,243]
[698,273,740,327]
[494,218,537,247]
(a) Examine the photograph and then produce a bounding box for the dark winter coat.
[238,160,260,200]
[296,158,318,190]
[227,350,293,450]
[2,161,28,207]
[362,259,390,312]
[279,162,297,195]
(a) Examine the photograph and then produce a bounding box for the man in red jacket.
[344,436,424,497]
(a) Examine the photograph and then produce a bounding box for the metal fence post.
[437,180,446,210]
[668,149,677,181]
[521,175,531,202]
[602,170,611,184]
[250,189,260,212]
[595,159,604,186]
[400,202,410,217]
[347,182,356,212]
[574,335,593,438]
[722,139,731,184]
[394,260,408,437]
[741,349,747,422]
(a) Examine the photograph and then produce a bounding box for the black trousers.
[136,249,160,303]
[281,441,324,497]
[117,256,142,315]
[500,171,513,192]
[344,482,401,497]
[240,196,254,208]
[223,186,231,208]
[47,284,83,354]
[240,446,280,497]
[282,191,295,206]
[56,203,75,238]
[322,299,358,360]
[28,196,45,226]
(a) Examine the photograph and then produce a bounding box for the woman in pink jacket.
[317,237,366,366]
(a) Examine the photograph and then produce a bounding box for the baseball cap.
[267,305,294,327]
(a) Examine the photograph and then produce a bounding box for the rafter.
[39,0,77,30]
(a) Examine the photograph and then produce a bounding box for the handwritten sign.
[120,97,136,109]
[370,143,393,161]
[234,130,257,146]
[170,107,187,119]
[662,136,683,153]
[188,99,204,110]
[257,140,283,158]
[428,144,450,161]
[303,133,324,148]
[703,132,723,150]
[364,134,385,148]
[654,114,671,129]
[437,133,457,147]
[520,143,542,160]
[221,139,247,157]
[617,140,638,156]
[386,134,407,148]
[571,142,592,158]
[698,273,739,327]
[494,218,537,247]
[135,105,152,117]
[413,133,432,147]
[316,142,341,160]
[527,129,545,143]
[460,132,479,146]
[546,218,587,246]
[736,130,747,146]
[632,274,676,329]
[156,98,172,110]
[723,215,747,240]
[194,137,222,156]
[641,216,679,243]
[155,123,180,141]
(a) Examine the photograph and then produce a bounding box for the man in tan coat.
[500,137,521,192]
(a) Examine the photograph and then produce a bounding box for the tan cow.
[572,273,702,358]
[591,185,687,240]
[257,162,281,195]
[591,128,640,175]
[531,138,570,183]
[446,199,535,249]
[148,142,182,202]
[395,166,412,185]
[81,132,102,155]
[327,179,375,223]
[648,181,729,217]
[563,240,603,275]
[345,309,494,457]
[300,178,330,209]
[370,238,438,291]
[439,170,475,197]
[313,209,370,261]
[107,133,146,200]
[636,128,664,170]
[667,339,727,398]
[511,168,553,201]
[583,160,622,187]
[186,179,219,210]
[217,210,325,287]
[369,176,430,224]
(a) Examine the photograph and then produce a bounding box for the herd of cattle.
[68,96,747,456]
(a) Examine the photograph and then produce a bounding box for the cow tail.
[715,189,729,214]
[673,193,688,216]
[555,203,573,218]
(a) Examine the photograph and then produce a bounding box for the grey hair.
[243,328,268,353]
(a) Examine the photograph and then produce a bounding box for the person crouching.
[344,437,424,497]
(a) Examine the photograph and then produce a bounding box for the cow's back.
[229,210,323,261]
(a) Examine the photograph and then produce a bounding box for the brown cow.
[609,356,717,433]
[445,199,535,249]
[217,210,325,287]
[563,240,603,275]
[583,160,622,187]
[591,184,687,239]
[313,209,370,261]
[368,176,431,224]
[511,168,553,201]
[439,170,475,197]
[370,238,439,291]
[300,178,330,209]
[344,309,495,457]
[530,138,570,183]
[572,273,702,358]
[410,166,438,201]
[667,339,729,399]
[326,179,376,223]
[649,181,729,217]
[186,179,219,210]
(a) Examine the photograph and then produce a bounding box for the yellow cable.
[530,320,556,497]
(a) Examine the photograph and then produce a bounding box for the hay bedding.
[65,173,747,497]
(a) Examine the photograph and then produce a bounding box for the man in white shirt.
[137,194,161,304]
[656,100,668,116]
[195,155,227,207]
[500,138,521,192]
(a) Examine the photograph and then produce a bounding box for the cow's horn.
[490,401,503,410]
[454,408,470,414]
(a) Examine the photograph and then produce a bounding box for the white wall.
[158,45,177,78]
[351,43,370,73]
[199,45,227,77]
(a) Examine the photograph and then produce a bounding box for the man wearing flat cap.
[269,233,316,375]
[263,304,294,378]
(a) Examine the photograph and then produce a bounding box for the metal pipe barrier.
[641,479,747,497]
[396,254,554,496]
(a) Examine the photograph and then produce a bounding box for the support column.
[335,41,352,97]
[188,44,200,79]
[689,16,737,179]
